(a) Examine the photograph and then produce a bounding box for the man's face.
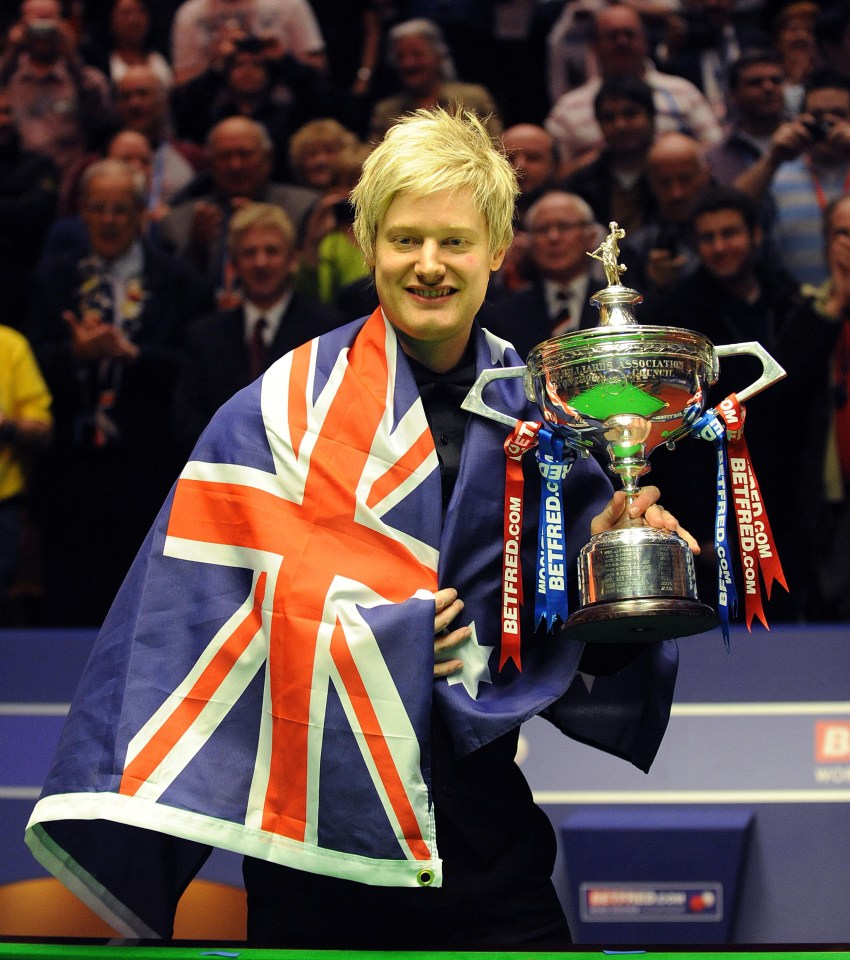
[595,7,647,77]
[732,62,786,122]
[108,132,153,185]
[233,224,295,308]
[373,187,505,370]
[803,87,850,162]
[210,123,271,198]
[227,51,269,98]
[393,34,442,92]
[21,0,63,62]
[649,148,710,223]
[81,172,143,261]
[694,208,759,284]
[111,0,149,46]
[116,73,164,134]
[596,96,654,156]
[502,126,556,195]
[528,195,595,282]
[298,140,343,190]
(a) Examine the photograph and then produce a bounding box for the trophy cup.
[462,223,786,643]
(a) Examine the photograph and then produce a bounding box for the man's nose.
[415,239,445,280]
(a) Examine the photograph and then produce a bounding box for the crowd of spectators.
[2,0,850,626]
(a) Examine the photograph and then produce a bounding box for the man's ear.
[490,247,507,272]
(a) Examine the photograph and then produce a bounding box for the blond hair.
[350,107,518,264]
[228,202,296,255]
[289,118,358,177]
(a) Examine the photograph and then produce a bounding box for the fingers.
[433,588,468,677]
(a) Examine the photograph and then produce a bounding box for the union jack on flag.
[26,310,674,938]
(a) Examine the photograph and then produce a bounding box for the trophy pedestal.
[568,526,719,643]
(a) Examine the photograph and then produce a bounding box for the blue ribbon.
[535,428,575,631]
[690,409,738,649]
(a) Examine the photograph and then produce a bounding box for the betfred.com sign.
[815,721,850,764]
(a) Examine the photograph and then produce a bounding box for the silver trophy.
[463,223,786,643]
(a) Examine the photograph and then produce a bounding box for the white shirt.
[243,291,292,347]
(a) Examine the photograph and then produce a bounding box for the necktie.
[552,289,573,336]
[249,316,268,381]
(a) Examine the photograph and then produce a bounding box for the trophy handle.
[460,365,529,428]
[714,341,786,404]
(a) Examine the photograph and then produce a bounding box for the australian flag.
[26,310,677,937]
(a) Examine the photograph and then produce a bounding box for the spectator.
[0,0,115,183]
[545,4,721,172]
[0,84,58,328]
[288,117,358,191]
[39,128,166,264]
[502,123,561,217]
[159,116,319,303]
[704,50,789,185]
[114,65,203,206]
[169,0,326,85]
[642,185,838,620]
[170,34,330,175]
[623,130,712,295]
[802,194,850,619]
[736,69,850,287]
[656,0,768,122]
[83,0,174,89]
[0,325,52,622]
[563,74,656,234]
[28,158,212,625]
[174,202,343,449]
[368,19,503,142]
[297,143,372,306]
[773,1,819,114]
[479,191,605,358]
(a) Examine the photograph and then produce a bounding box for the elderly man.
[501,123,561,216]
[480,190,605,357]
[28,109,690,949]
[545,4,721,170]
[174,202,344,449]
[159,115,318,298]
[28,158,211,626]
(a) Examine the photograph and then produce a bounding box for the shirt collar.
[244,291,292,344]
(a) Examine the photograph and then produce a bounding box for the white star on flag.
[445,621,493,699]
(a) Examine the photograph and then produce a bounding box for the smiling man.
[28,108,691,951]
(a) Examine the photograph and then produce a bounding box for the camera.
[802,116,834,142]
[332,199,355,227]
[26,19,59,39]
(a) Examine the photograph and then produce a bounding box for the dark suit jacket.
[477,276,602,360]
[174,292,345,452]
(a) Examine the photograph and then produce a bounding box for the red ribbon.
[717,395,787,630]
[500,420,541,671]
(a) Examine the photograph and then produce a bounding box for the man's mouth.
[407,286,455,300]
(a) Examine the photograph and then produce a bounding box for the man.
[28,159,212,626]
[563,74,657,235]
[642,185,837,619]
[802,194,850,618]
[27,109,689,948]
[501,123,561,217]
[369,18,503,142]
[114,65,204,207]
[0,0,114,179]
[174,202,344,449]
[545,4,721,170]
[624,131,713,295]
[0,84,58,328]
[704,50,790,185]
[159,115,319,298]
[480,191,605,358]
[169,0,326,85]
[736,68,850,287]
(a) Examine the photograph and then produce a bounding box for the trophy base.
[566,597,719,644]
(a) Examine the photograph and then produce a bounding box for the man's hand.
[63,310,139,363]
[591,484,700,553]
[646,248,686,290]
[433,587,470,678]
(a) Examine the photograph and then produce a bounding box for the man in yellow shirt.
[0,324,51,615]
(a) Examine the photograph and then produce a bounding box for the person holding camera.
[0,0,114,181]
[736,68,850,286]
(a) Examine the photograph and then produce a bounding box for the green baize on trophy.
[568,380,667,420]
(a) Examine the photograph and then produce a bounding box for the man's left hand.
[591,485,699,553]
